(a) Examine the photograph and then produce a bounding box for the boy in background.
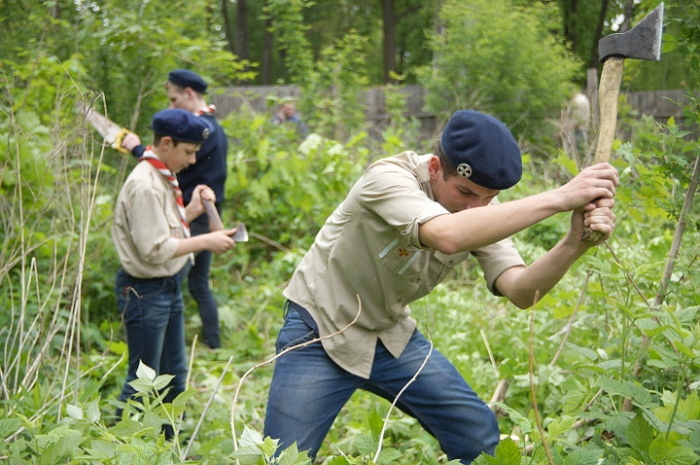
[113,108,237,437]
[123,69,228,349]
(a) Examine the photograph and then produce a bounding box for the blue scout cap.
[151,108,210,144]
[440,110,522,190]
[168,69,208,94]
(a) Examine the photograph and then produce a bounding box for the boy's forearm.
[496,237,587,308]
[174,234,210,257]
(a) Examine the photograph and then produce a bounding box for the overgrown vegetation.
[2,0,700,464]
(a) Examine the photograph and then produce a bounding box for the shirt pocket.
[165,206,184,238]
[377,238,425,276]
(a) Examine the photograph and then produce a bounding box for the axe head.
[599,3,664,62]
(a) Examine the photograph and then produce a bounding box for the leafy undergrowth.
[2,81,700,463]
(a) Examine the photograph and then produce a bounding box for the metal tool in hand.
[231,223,248,242]
[202,201,248,242]
[78,102,136,155]
[581,3,664,243]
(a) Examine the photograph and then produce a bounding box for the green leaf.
[366,410,384,439]
[555,152,580,177]
[129,378,155,394]
[471,439,521,464]
[598,378,653,408]
[625,412,655,454]
[655,390,700,423]
[260,435,280,458]
[278,442,312,465]
[565,343,598,361]
[323,457,353,465]
[153,373,175,391]
[562,448,604,465]
[136,361,157,382]
[546,416,576,438]
[172,388,197,407]
[65,404,83,420]
[83,439,117,459]
[0,418,22,439]
[40,431,84,464]
[376,447,403,464]
[238,425,264,448]
[649,434,700,465]
[231,444,263,464]
[489,402,533,435]
[109,419,149,437]
[354,433,379,456]
[155,451,177,465]
[86,400,101,423]
[491,438,522,465]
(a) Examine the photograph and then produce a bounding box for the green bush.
[419,0,580,144]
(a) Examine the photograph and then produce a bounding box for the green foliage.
[220,109,370,271]
[231,426,311,464]
[265,0,315,87]
[302,0,435,85]
[419,0,581,141]
[472,438,521,465]
[301,31,371,140]
[73,0,254,137]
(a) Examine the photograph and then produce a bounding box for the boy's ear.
[159,136,173,150]
[428,155,442,181]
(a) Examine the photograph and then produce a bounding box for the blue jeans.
[185,221,220,349]
[115,269,188,407]
[263,301,500,464]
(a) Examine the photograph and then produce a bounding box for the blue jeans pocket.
[277,310,318,353]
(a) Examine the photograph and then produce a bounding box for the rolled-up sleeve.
[472,238,525,295]
[359,164,449,250]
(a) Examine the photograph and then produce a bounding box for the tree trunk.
[235,0,249,61]
[588,0,610,69]
[382,0,396,84]
[221,0,236,55]
[261,5,273,85]
[565,0,579,54]
[620,0,634,32]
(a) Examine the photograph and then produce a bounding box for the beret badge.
[456,163,473,179]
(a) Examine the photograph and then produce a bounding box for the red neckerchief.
[196,104,216,116]
[139,149,190,238]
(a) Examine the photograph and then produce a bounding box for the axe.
[581,3,664,243]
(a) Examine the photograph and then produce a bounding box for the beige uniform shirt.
[283,151,525,378]
[112,161,192,279]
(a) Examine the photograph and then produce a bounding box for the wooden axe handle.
[203,200,225,232]
[593,57,624,164]
[581,57,624,243]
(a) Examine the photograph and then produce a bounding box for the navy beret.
[440,110,522,190]
[151,108,210,144]
[168,69,208,94]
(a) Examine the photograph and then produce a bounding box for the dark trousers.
[185,221,220,349]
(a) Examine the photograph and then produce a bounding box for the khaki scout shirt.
[112,161,192,279]
[283,151,525,379]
